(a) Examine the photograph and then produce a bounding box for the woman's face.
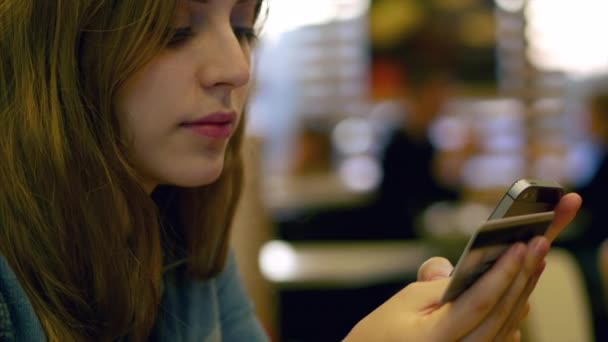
[116,0,259,193]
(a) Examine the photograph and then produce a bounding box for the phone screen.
[440,211,555,303]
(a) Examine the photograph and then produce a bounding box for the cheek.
[115,84,173,179]
[117,52,189,113]
[117,65,184,140]
[116,92,157,148]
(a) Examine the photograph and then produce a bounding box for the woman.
[0,0,581,341]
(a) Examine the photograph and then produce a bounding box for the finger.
[434,243,527,340]
[519,302,531,322]
[460,237,548,341]
[494,260,546,340]
[507,329,521,342]
[417,257,454,282]
[545,193,581,243]
[508,302,531,335]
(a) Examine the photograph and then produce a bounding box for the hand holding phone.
[441,179,564,303]
[344,191,581,341]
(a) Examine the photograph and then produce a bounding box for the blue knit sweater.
[0,251,269,341]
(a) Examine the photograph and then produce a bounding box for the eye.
[168,27,195,47]
[233,26,258,44]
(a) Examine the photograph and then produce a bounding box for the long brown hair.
[0,0,263,340]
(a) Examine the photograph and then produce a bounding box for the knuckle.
[504,259,522,280]
[401,281,421,296]
[471,297,493,313]
[494,302,511,320]
[405,280,428,294]
[523,257,540,276]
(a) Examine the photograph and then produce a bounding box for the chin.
[171,164,225,188]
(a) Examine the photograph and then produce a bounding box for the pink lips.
[181,112,236,139]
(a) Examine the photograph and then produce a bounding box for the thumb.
[417,257,454,282]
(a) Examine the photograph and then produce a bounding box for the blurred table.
[262,172,374,217]
[259,240,438,289]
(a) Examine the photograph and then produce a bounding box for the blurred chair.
[525,248,594,342]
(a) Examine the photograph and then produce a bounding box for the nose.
[196,25,251,91]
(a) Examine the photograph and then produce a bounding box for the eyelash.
[233,26,258,44]
[167,26,258,46]
[168,27,195,45]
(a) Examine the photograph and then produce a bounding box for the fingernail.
[512,243,526,259]
[428,265,453,281]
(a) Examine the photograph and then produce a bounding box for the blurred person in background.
[278,65,464,240]
[371,64,463,239]
[569,89,608,340]
[279,19,474,242]
[575,89,608,246]
[366,15,483,240]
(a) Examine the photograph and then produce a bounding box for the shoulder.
[0,255,45,341]
[0,285,16,341]
[159,250,243,308]
[216,250,239,287]
[0,255,20,339]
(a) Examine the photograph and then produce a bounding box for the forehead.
[174,0,260,22]
[185,0,258,6]
[176,0,260,15]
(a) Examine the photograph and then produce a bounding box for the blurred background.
[230,0,608,340]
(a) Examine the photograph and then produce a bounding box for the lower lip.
[182,123,234,139]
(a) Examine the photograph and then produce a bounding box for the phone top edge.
[506,179,564,199]
[487,194,514,219]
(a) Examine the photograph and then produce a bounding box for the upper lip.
[181,111,237,125]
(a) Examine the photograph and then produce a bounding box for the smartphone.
[487,179,564,219]
[440,179,564,303]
